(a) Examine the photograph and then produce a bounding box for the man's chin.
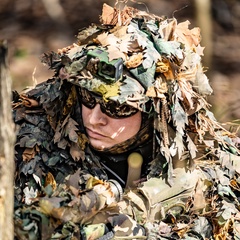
[90,140,111,151]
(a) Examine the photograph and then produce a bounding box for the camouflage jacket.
[13,78,240,240]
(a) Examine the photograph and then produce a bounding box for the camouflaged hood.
[42,3,212,111]
[41,3,239,183]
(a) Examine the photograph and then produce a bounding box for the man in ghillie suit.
[13,3,240,239]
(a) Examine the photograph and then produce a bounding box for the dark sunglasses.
[79,88,139,118]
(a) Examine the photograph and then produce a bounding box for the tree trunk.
[195,0,213,69]
[0,40,15,240]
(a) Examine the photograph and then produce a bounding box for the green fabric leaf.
[46,156,61,167]
[153,36,184,61]
[130,64,156,89]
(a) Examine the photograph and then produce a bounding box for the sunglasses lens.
[80,88,138,118]
[101,101,138,118]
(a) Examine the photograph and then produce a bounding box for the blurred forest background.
[0,0,239,123]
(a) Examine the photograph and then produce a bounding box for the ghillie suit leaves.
[13,3,240,240]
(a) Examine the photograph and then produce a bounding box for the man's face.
[82,103,142,150]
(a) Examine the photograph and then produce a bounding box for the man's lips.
[86,128,107,139]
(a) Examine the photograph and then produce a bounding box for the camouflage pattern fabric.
[13,3,240,240]
[13,60,240,240]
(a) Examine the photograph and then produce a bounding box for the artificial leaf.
[186,134,197,159]
[70,142,85,161]
[45,156,61,167]
[100,3,117,25]
[96,32,118,47]
[76,24,100,45]
[45,172,57,191]
[57,138,68,149]
[159,60,175,80]
[128,22,148,49]
[195,67,213,95]
[172,97,188,135]
[169,142,177,157]
[22,146,39,162]
[130,64,156,88]
[93,82,120,101]
[142,47,157,69]
[111,25,128,38]
[174,20,201,48]
[65,57,87,76]
[172,132,185,158]
[217,184,237,199]
[33,174,42,186]
[118,35,131,53]
[155,60,168,73]
[215,167,230,186]
[115,75,145,107]
[158,18,177,41]
[67,44,83,59]
[191,179,206,211]
[39,197,63,216]
[153,37,184,62]
[64,117,79,143]
[20,136,38,148]
[178,75,198,113]
[19,95,40,108]
[127,39,142,53]
[125,53,143,68]
[195,44,205,56]
[23,186,38,205]
[106,45,126,61]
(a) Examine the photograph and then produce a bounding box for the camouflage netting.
[13,3,240,240]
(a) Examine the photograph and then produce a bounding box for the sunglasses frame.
[79,88,139,119]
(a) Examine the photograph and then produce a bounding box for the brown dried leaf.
[146,86,157,98]
[110,25,128,38]
[107,45,126,61]
[64,117,79,143]
[162,61,175,80]
[70,142,85,161]
[127,39,142,53]
[178,80,195,111]
[95,32,118,47]
[119,6,140,26]
[86,176,103,189]
[63,86,77,116]
[214,218,234,239]
[125,53,143,68]
[100,3,118,25]
[78,132,89,150]
[20,95,40,108]
[158,18,177,41]
[100,4,138,26]
[191,179,206,211]
[118,36,131,53]
[174,21,201,48]
[156,60,169,73]
[45,172,57,191]
[22,146,39,162]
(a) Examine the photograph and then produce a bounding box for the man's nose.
[88,104,108,125]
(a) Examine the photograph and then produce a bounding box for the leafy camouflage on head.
[41,3,239,183]
[43,4,211,107]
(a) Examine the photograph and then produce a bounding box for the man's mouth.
[86,128,107,139]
